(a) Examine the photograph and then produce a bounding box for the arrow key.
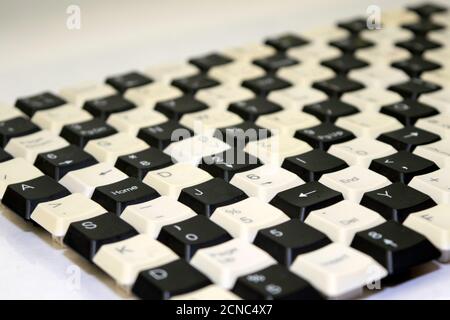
[377,126,441,152]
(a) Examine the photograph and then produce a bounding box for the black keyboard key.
[61,118,117,148]
[380,99,439,126]
[233,264,322,300]
[157,215,231,260]
[172,74,220,94]
[178,178,247,217]
[313,76,365,98]
[0,148,12,163]
[329,36,374,53]
[34,145,98,180]
[106,71,153,94]
[214,121,271,147]
[92,177,159,215]
[351,221,440,275]
[408,3,447,18]
[0,117,40,147]
[15,92,67,117]
[337,18,367,34]
[189,53,233,72]
[402,21,445,36]
[270,181,344,220]
[63,213,138,261]
[132,259,211,300]
[242,75,292,96]
[83,95,136,120]
[361,183,436,222]
[377,126,440,152]
[303,98,359,122]
[321,55,369,74]
[265,33,309,51]
[115,148,173,180]
[137,120,194,149]
[254,219,331,266]
[253,53,299,72]
[388,79,441,99]
[396,37,442,55]
[155,95,208,120]
[282,149,348,182]
[228,97,282,121]
[294,123,355,151]
[2,175,70,220]
[370,151,439,184]
[392,57,441,78]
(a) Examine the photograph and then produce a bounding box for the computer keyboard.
[0,2,449,300]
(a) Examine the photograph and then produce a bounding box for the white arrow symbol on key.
[404,132,419,138]
[299,190,317,198]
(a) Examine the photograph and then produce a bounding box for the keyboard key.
[0,158,43,198]
[5,130,69,163]
[253,53,299,72]
[286,42,340,65]
[93,234,177,287]
[228,97,282,122]
[32,105,93,134]
[83,95,136,120]
[31,193,106,238]
[92,177,159,215]
[409,168,450,205]
[402,21,445,35]
[404,205,450,262]
[155,95,208,120]
[377,126,441,152]
[180,109,242,135]
[294,123,356,151]
[321,54,369,74]
[179,178,247,217]
[313,76,365,98]
[63,213,138,261]
[341,88,402,113]
[208,62,265,85]
[106,71,153,94]
[388,78,441,99]
[277,63,335,88]
[214,121,271,147]
[269,86,327,111]
[143,163,212,199]
[329,36,374,53]
[319,166,390,203]
[190,239,276,289]
[335,112,403,139]
[61,118,118,148]
[145,62,198,84]
[121,196,196,238]
[305,200,385,245]
[416,114,450,139]
[349,65,409,88]
[303,98,359,123]
[255,109,321,136]
[230,165,304,202]
[328,138,396,168]
[223,43,275,62]
[34,145,98,180]
[59,162,128,197]
[420,88,450,116]
[282,149,348,182]
[158,215,231,260]
[392,57,441,78]
[59,82,116,107]
[2,175,70,220]
[171,284,241,300]
[265,33,309,51]
[137,120,194,150]
[242,75,291,96]
[115,148,173,180]
[124,82,182,107]
[233,264,321,300]
[189,52,233,71]
[407,3,447,18]
[15,92,67,117]
[337,18,367,34]
[0,117,40,147]
[380,99,438,126]
[414,139,450,169]
[370,151,440,184]
[133,259,211,300]
[290,243,387,298]
[0,149,12,163]
[396,37,442,55]
[355,44,411,66]
[172,74,220,94]
[350,221,440,275]
[270,181,344,220]
[196,84,254,109]
[210,197,289,242]
[107,107,167,136]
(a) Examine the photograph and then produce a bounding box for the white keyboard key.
[256,109,321,136]
[209,62,265,85]
[404,205,450,262]
[84,132,148,164]
[382,9,418,26]
[171,284,241,300]
[223,43,275,61]
[230,165,304,202]
[107,108,167,135]
[164,135,230,165]
[0,103,24,121]
[421,69,450,88]
[196,84,254,109]
[355,46,410,66]
[335,112,403,139]
[349,65,409,88]
[211,197,290,242]
[59,162,128,197]
[5,130,69,163]
[287,43,340,65]
[268,86,327,110]
[143,163,212,199]
[277,64,335,88]
[319,166,390,203]
[31,104,92,134]
[305,200,385,245]
[409,169,450,205]
[328,137,397,168]
[419,88,450,115]
[433,12,450,28]
[124,82,182,108]
[290,243,387,298]
[243,135,312,165]
[31,193,106,239]
[190,239,276,289]
[341,88,402,113]
[361,27,412,45]
[180,109,242,135]
[121,196,196,238]
[145,63,198,84]
[424,47,450,65]
[0,158,43,198]
[414,140,450,169]
[303,26,349,43]
[428,30,450,46]
[93,234,178,287]
[416,114,450,139]
[59,82,115,107]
